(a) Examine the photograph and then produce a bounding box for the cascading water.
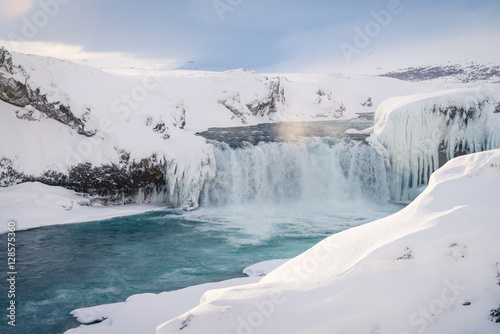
[199,138,390,207]
[159,119,392,210]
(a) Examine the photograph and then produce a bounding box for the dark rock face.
[0,47,94,137]
[1,77,31,106]
[65,158,166,204]
[0,155,167,205]
[153,121,170,139]
[219,94,248,124]
[0,158,24,187]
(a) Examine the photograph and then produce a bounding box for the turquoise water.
[0,203,402,334]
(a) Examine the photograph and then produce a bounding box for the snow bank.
[157,149,500,334]
[65,260,285,334]
[0,182,162,234]
[369,88,500,202]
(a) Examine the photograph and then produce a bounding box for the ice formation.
[369,88,500,202]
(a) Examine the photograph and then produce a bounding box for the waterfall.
[153,91,500,209]
[200,138,389,206]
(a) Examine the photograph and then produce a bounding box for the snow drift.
[156,149,500,334]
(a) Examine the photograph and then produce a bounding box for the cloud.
[1,0,498,72]
[0,40,183,70]
[0,0,36,19]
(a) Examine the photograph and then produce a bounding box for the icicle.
[372,89,500,203]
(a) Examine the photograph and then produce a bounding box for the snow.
[155,149,500,334]
[0,182,162,234]
[65,260,285,334]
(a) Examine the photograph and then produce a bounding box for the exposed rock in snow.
[217,75,287,123]
[0,47,94,136]
[381,63,500,83]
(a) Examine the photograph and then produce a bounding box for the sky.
[0,0,499,72]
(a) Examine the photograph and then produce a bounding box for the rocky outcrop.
[0,154,167,205]
[0,47,94,136]
[371,89,500,203]
[245,77,286,116]
[218,76,287,124]
[218,92,248,123]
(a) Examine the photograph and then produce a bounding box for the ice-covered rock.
[369,88,500,202]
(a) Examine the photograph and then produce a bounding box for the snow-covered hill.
[381,63,500,83]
